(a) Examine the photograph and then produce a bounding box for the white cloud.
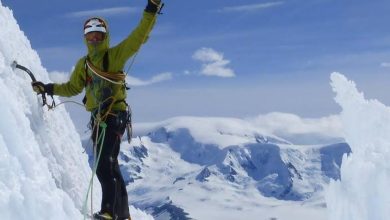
[66,7,138,18]
[183,70,192,75]
[380,62,390,67]
[126,72,172,86]
[192,47,235,78]
[219,2,284,13]
[248,112,344,144]
[251,112,342,135]
[49,71,69,83]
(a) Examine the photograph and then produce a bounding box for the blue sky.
[3,0,390,123]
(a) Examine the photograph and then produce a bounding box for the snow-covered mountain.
[117,117,350,220]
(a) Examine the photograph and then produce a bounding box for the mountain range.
[97,116,352,220]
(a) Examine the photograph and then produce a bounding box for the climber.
[31,0,162,219]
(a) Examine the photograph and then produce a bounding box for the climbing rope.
[82,120,107,220]
[86,60,126,85]
[82,94,119,219]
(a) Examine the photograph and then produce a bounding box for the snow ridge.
[0,3,97,219]
[327,72,390,220]
[0,3,155,219]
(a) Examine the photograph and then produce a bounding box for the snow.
[0,2,97,219]
[0,2,153,219]
[122,115,350,220]
[134,116,289,148]
[326,72,390,220]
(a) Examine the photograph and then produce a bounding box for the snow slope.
[327,73,390,220]
[0,2,154,219]
[0,3,93,219]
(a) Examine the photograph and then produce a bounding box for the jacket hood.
[84,17,110,57]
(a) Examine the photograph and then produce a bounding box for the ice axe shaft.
[12,61,37,82]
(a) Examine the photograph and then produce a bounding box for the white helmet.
[84,17,107,35]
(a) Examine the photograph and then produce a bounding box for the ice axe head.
[11,61,18,70]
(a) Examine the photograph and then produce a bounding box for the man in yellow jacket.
[32,0,161,219]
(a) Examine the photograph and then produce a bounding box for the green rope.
[82,121,107,220]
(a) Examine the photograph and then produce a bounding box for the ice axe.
[11,61,54,109]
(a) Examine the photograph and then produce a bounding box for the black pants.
[91,111,130,219]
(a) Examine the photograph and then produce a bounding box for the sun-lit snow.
[0,2,153,219]
[326,72,390,220]
[0,3,92,219]
[122,115,349,220]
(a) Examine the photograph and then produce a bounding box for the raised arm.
[109,0,161,65]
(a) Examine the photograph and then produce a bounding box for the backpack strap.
[103,51,109,72]
[84,56,92,87]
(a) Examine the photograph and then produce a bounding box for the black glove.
[145,0,161,13]
[31,81,54,96]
